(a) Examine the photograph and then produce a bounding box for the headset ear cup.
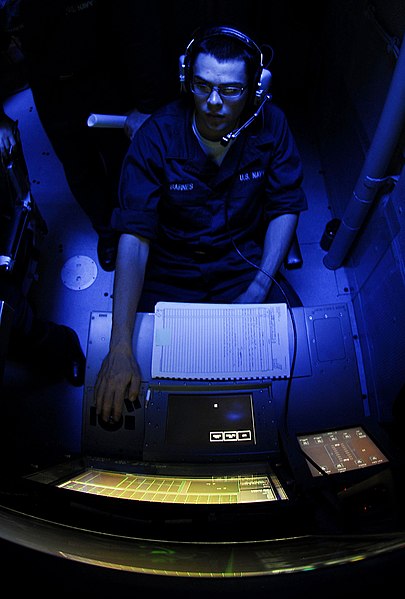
[179,54,187,91]
[254,68,272,105]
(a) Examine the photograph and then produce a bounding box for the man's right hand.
[0,114,19,158]
[94,343,141,422]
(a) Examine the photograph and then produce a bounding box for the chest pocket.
[161,180,213,235]
[224,169,267,225]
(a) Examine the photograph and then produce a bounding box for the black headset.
[179,26,272,107]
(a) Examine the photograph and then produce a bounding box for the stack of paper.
[151,302,290,380]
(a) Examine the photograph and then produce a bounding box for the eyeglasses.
[191,79,247,99]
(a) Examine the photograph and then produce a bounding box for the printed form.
[151,302,290,380]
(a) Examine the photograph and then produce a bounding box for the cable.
[230,238,298,439]
[219,92,299,440]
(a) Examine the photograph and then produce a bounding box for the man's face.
[192,53,249,142]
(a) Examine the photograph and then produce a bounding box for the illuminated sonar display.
[58,469,288,504]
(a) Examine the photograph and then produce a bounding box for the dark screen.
[166,393,255,448]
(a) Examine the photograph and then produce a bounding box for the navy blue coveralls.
[112,98,308,311]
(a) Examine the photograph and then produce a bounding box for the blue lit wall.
[313,0,405,423]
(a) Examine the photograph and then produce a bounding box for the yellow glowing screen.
[58,469,288,504]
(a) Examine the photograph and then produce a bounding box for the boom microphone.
[220,93,272,147]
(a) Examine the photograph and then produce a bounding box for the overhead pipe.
[323,31,405,270]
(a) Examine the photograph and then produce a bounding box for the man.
[95,26,307,422]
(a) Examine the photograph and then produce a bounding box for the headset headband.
[185,26,264,66]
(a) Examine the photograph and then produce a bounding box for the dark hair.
[190,34,260,87]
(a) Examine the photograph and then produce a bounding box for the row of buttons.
[210,430,252,442]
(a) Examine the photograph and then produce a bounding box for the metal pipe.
[323,32,405,270]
